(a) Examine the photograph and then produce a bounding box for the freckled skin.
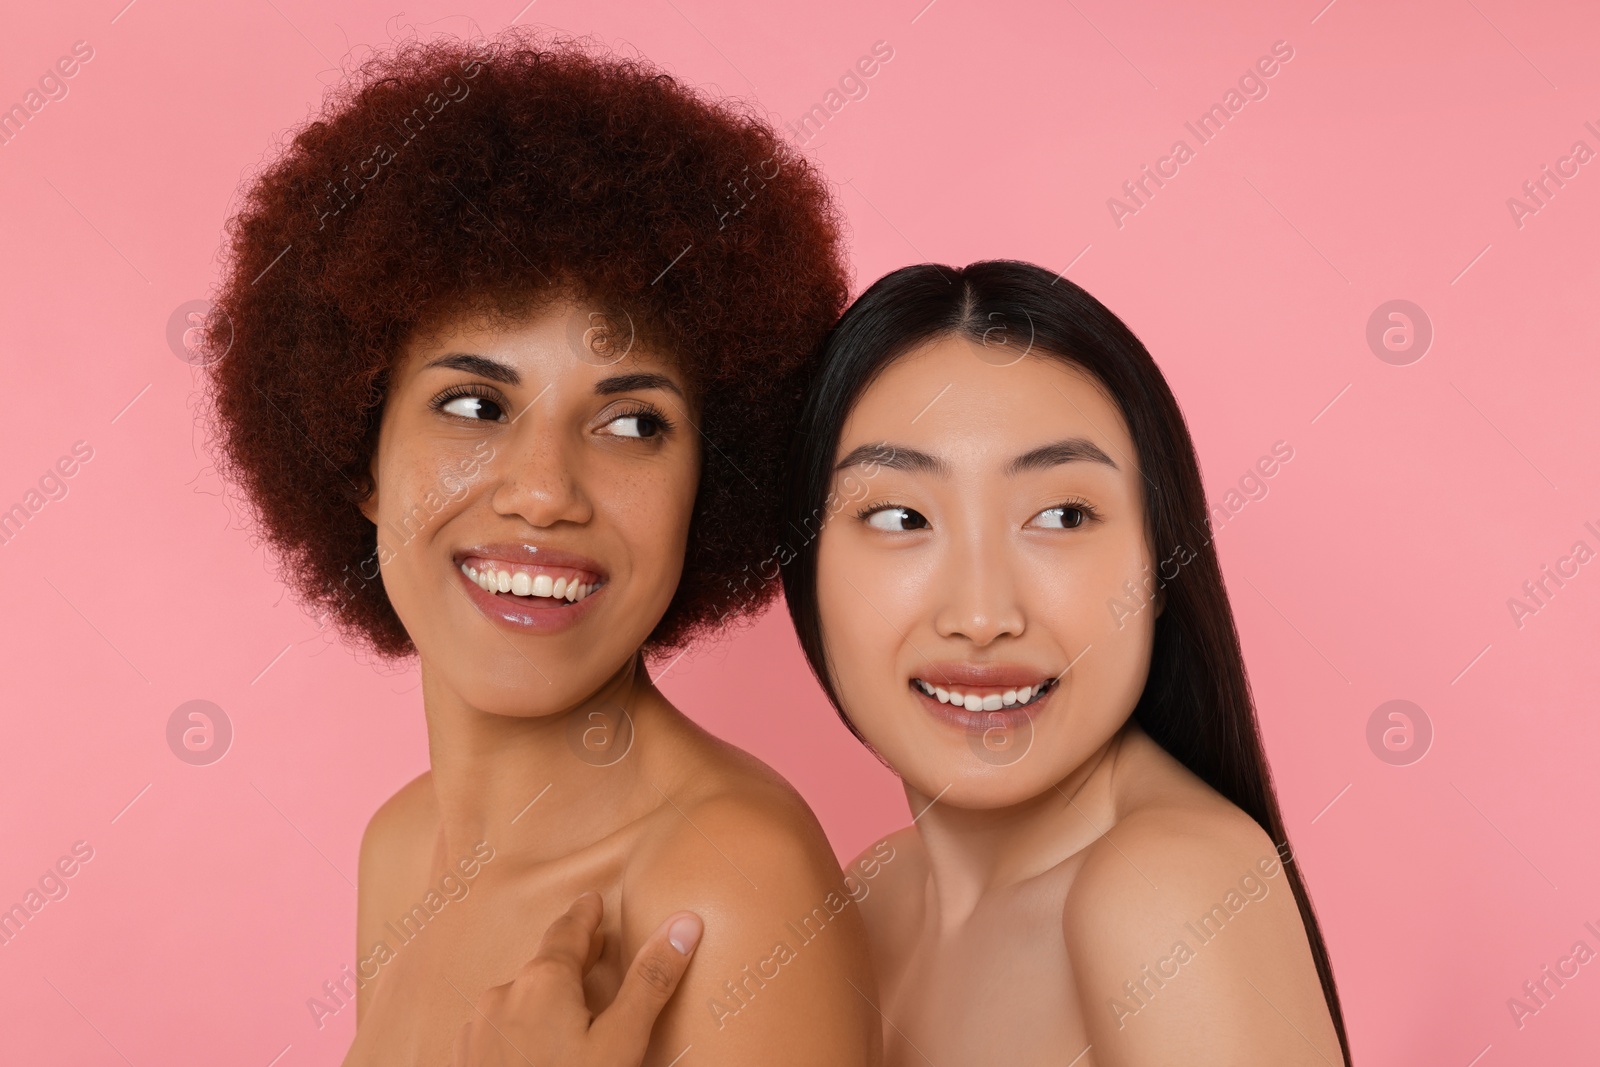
[343,300,878,1067]
[820,338,1343,1067]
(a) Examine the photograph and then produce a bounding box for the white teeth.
[459,561,600,603]
[913,678,1052,710]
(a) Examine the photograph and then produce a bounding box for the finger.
[593,911,702,1055]
[524,890,605,977]
[448,1018,472,1067]
[583,911,605,973]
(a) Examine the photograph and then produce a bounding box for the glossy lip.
[451,542,609,636]
[453,542,609,576]
[914,661,1052,689]
[909,661,1061,735]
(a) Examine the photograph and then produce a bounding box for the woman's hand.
[449,891,703,1067]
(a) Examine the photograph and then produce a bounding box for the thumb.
[593,911,703,1055]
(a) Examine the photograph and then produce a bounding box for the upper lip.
[453,542,608,579]
[913,662,1057,688]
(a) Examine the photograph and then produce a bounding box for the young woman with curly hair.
[200,30,878,1067]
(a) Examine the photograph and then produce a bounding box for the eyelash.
[430,383,506,420]
[1043,495,1102,524]
[606,401,676,436]
[855,499,904,522]
[428,387,676,436]
[852,496,1103,525]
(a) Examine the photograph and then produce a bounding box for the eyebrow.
[421,356,685,400]
[425,353,519,385]
[594,372,685,400]
[834,442,949,476]
[1007,437,1120,475]
[834,436,1119,477]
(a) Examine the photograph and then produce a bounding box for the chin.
[421,637,590,715]
[931,769,1063,812]
[449,675,568,718]
[883,736,1058,811]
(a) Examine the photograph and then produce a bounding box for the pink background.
[1,0,1597,1062]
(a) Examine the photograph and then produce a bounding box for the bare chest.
[878,892,1092,1067]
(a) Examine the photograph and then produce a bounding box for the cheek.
[815,532,912,703]
[1073,536,1157,634]
[374,455,477,553]
[598,458,699,582]
[1027,539,1158,701]
[815,538,859,649]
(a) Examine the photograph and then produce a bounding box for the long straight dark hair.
[778,259,1351,1064]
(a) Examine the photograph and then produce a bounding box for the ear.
[354,460,379,526]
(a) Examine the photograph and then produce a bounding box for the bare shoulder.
[621,738,881,1066]
[1060,739,1341,1065]
[847,825,924,890]
[358,769,437,886]
[845,825,924,968]
[354,770,436,1018]
[624,740,846,929]
[628,727,840,883]
[1063,791,1287,951]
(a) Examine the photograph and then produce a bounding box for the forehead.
[397,298,683,386]
[839,335,1136,466]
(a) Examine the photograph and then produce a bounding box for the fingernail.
[667,914,703,955]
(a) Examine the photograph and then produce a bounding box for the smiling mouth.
[458,558,604,605]
[910,676,1059,712]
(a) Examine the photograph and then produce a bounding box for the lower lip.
[911,681,1054,734]
[453,565,605,636]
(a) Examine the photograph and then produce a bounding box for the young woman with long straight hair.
[777,258,1350,1065]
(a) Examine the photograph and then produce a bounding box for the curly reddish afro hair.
[201,30,849,660]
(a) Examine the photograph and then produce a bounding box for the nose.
[931,525,1025,647]
[487,414,593,528]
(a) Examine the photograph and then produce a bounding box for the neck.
[908,722,1133,927]
[420,651,675,867]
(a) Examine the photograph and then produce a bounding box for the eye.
[1028,498,1100,529]
[860,505,930,532]
[599,405,673,439]
[606,414,658,438]
[433,386,507,423]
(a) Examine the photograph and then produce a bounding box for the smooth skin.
[448,894,702,1066]
[460,334,1342,1065]
[824,337,1342,1066]
[343,299,879,1067]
